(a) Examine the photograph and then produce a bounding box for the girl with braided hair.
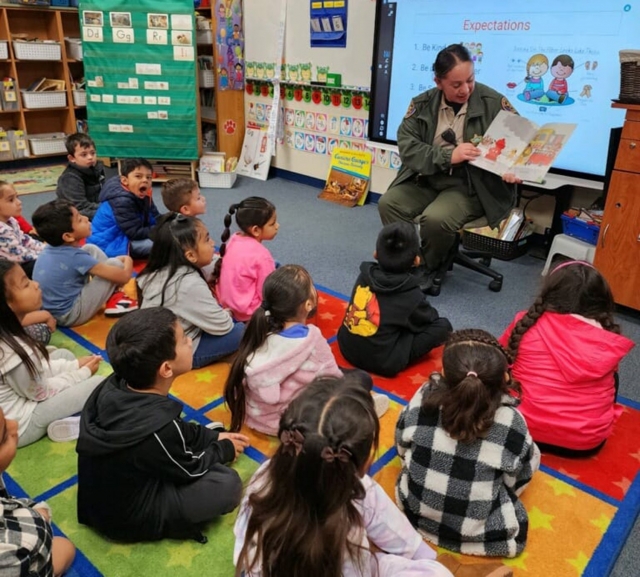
[211,196,278,321]
[234,375,453,577]
[224,265,388,435]
[498,260,634,456]
[396,329,540,558]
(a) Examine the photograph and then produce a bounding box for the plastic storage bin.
[65,38,82,60]
[13,40,61,61]
[0,41,8,60]
[560,214,600,245]
[198,69,214,88]
[21,90,66,109]
[462,229,531,261]
[196,30,213,45]
[72,90,86,106]
[198,170,237,188]
[28,132,66,156]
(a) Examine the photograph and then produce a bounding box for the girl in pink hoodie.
[224,265,388,435]
[499,260,634,456]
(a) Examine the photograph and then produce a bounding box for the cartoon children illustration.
[546,54,574,104]
[233,23,241,40]
[234,63,244,88]
[219,67,229,89]
[523,54,548,101]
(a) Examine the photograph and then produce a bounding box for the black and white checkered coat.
[395,377,540,558]
[0,481,53,576]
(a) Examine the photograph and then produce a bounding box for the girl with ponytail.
[396,329,540,558]
[499,259,634,456]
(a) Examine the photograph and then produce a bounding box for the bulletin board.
[244,0,375,89]
[80,0,199,160]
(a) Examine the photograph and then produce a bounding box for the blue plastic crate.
[51,0,70,5]
[561,214,600,246]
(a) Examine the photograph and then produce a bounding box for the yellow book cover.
[319,148,372,207]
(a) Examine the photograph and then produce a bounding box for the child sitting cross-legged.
[32,199,137,326]
[338,221,452,377]
[396,329,540,558]
[76,307,248,542]
[0,407,76,575]
[224,264,389,436]
[87,158,160,258]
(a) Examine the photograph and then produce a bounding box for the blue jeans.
[192,322,245,368]
[130,238,153,258]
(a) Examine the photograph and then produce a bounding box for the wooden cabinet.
[0,6,84,159]
[594,103,640,310]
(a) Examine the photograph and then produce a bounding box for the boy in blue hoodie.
[88,158,161,258]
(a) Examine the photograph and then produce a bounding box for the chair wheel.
[480,257,492,267]
[427,284,441,296]
[489,279,502,292]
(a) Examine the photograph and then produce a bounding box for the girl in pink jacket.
[224,265,388,435]
[499,260,634,456]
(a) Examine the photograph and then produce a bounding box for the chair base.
[428,239,503,295]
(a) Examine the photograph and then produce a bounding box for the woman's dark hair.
[224,264,314,431]
[235,375,380,577]
[136,213,206,305]
[433,43,472,78]
[106,307,178,390]
[0,260,49,381]
[508,260,619,359]
[210,196,275,288]
[422,329,518,443]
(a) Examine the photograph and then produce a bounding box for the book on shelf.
[469,110,576,184]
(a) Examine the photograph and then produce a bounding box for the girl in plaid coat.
[395,329,540,558]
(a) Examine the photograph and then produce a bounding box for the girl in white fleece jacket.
[224,265,388,435]
[0,260,103,446]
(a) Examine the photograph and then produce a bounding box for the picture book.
[319,147,371,207]
[469,110,576,183]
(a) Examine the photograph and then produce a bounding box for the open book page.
[510,122,576,183]
[470,111,539,177]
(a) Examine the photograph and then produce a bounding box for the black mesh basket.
[461,230,531,261]
[619,50,640,104]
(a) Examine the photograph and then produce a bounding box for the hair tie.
[320,446,352,463]
[279,429,304,456]
[260,301,271,317]
[466,371,478,377]
[551,260,596,274]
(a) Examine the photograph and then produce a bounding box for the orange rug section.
[25,288,640,576]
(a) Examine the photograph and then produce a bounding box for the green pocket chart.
[81,0,199,160]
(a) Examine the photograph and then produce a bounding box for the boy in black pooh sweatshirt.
[338,222,452,377]
[76,307,249,542]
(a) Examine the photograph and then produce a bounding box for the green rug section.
[48,455,259,577]
[0,164,65,195]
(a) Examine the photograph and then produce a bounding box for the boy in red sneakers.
[32,199,137,326]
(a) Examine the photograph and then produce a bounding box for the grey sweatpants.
[56,244,123,327]
[378,174,484,270]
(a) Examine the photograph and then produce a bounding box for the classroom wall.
[243,0,602,221]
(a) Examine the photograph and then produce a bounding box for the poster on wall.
[236,122,271,181]
[310,0,347,48]
[216,0,245,90]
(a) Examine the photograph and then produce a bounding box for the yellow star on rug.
[528,506,554,530]
[47,442,74,457]
[590,513,612,533]
[166,541,203,568]
[546,478,576,497]
[503,551,529,570]
[566,551,590,574]
[194,370,215,383]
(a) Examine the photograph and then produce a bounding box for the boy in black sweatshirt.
[337,222,452,377]
[76,307,248,542]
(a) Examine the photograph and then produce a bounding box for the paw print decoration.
[224,119,237,135]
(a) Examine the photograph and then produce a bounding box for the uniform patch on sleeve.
[404,101,416,119]
[501,97,518,114]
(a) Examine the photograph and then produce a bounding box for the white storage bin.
[72,90,86,106]
[198,170,237,189]
[0,41,8,60]
[28,132,67,156]
[65,38,82,61]
[196,29,213,45]
[199,69,214,88]
[13,40,61,61]
[21,90,67,109]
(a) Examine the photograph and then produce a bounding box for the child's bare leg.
[52,536,76,576]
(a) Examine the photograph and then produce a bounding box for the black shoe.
[415,267,436,293]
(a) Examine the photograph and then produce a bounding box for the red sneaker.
[104,291,138,316]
